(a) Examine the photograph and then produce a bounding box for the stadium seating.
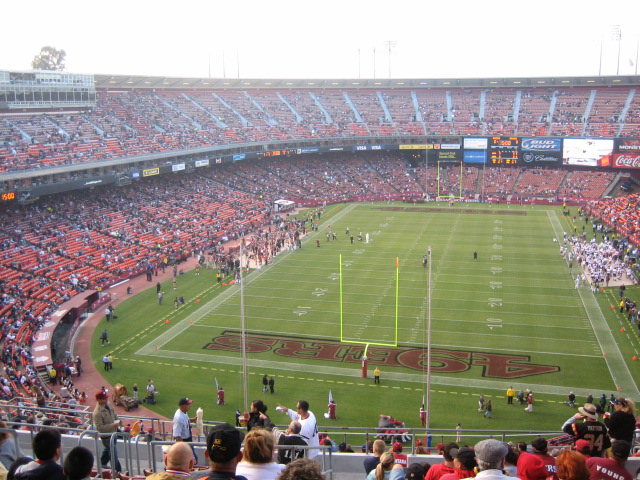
[2,86,640,172]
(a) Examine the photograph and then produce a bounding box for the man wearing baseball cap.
[173,398,196,442]
[573,439,592,457]
[461,439,520,480]
[586,440,633,480]
[92,389,122,472]
[562,403,611,457]
[391,441,407,468]
[189,423,247,480]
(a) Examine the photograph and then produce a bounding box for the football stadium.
[1,21,640,480]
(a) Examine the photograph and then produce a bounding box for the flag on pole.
[396,257,399,269]
[215,377,220,392]
[329,390,334,404]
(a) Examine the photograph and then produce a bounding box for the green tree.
[31,46,66,71]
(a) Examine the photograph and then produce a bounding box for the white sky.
[2,0,640,80]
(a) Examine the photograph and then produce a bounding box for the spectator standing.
[246,400,269,432]
[75,355,82,376]
[173,398,195,442]
[278,400,320,459]
[93,389,122,472]
[604,398,636,442]
[268,376,275,394]
[562,403,610,457]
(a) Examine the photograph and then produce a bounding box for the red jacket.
[518,452,557,480]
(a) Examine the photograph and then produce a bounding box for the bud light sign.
[521,138,561,152]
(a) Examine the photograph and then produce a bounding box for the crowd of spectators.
[1,86,639,172]
[586,194,640,246]
[0,153,635,477]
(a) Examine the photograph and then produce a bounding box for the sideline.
[546,209,640,398]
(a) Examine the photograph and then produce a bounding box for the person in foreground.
[461,439,520,480]
[147,442,195,480]
[63,446,94,480]
[189,423,247,480]
[554,450,590,480]
[13,429,66,480]
[276,458,327,480]
[586,440,632,480]
[364,452,405,480]
[235,429,285,480]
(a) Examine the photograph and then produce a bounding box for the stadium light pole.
[239,241,248,414]
[384,40,397,79]
[425,246,433,429]
[612,25,622,75]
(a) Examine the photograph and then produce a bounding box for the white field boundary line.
[136,204,358,354]
[546,209,640,398]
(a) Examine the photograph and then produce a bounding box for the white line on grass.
[136,204,359,354]
[126,348,589,397]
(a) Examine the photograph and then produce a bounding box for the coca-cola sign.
[613,154,640,169]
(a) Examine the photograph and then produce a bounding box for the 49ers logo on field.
[613,154,640,168]
[204,331,559,379]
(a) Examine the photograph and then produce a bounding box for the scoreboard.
[489,136,520,164]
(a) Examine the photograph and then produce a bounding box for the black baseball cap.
[206,423,244,463]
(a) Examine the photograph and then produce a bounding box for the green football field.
[93,202,640,437]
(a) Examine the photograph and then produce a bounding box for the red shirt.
[393,453,408,467]
[587,457,632,480]
[518,452,557,480]
[440,469,476,480]
[425,463,456,480]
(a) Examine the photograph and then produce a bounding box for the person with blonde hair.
[365,452,404,480]
[555,450,589,480]
[605,398,636,442]
[236,429,285,480]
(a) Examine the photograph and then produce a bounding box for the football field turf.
[95,202,640,433]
